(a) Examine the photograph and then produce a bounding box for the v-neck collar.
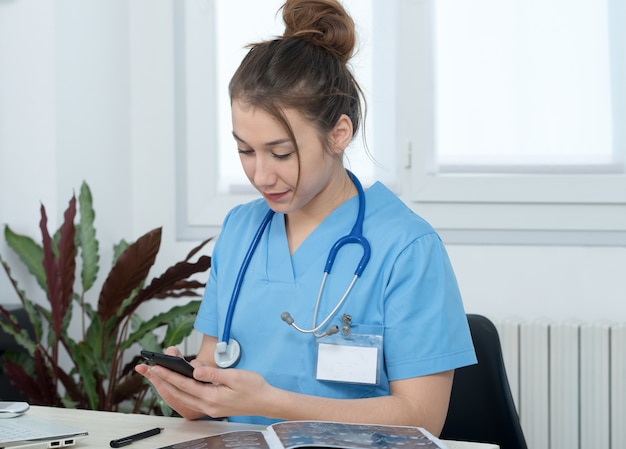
[266,193,360,284]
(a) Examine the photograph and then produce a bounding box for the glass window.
[399,0,626,206]
[175,0,626,244]
[433,0,622,174]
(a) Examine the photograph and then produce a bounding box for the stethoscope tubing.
[221,208,275,345]
[300,272,359,337]
[325,172,370,276]
[219,170,370,347]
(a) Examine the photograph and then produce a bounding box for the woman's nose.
[253,155,276,187]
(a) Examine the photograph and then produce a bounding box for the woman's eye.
[273,152,293,160]
[238,148,254,156]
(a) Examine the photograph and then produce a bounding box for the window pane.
[434,0,618,172]
[215,0,376,193]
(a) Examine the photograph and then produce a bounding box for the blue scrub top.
[195,182,476,425]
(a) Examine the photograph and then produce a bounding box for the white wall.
[448,244,626,322]
[1,0,625,326]
[0,0,198,311]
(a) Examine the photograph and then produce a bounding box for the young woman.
[137,0,476,436]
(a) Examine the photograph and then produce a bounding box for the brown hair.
[229,0,365,157]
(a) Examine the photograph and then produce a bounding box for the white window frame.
[174,0,626,246]
[174,1,257,240]
[394,0,626,245]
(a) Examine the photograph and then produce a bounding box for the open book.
[158,420,448,449]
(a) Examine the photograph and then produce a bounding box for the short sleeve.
[382,233,476,380]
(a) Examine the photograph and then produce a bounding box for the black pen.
[110,427,163,448]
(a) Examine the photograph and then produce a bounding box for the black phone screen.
[140,350,195,379]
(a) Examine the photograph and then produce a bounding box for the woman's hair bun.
[281,0,355,64]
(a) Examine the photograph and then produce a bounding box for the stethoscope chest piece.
[214,338,241,368]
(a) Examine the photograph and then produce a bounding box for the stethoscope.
[214,170,371,368]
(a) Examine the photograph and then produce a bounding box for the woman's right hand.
[135,345,215,420]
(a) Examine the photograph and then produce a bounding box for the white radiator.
[494,318,626,449]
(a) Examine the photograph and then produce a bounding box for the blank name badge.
[316,334,382,385]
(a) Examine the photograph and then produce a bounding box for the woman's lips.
[263,191,288,202]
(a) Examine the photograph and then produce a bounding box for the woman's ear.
[330,114,354,154]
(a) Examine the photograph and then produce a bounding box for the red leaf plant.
[0,182,212,414]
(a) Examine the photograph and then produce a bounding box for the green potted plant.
[0,182,212,414]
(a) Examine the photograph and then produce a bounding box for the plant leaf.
[0,254,44,341]
[126,255,211,316]
[57,195,77,333]
[97,228,162,325]
[112,239,129,265]
[0,307,37,354]
[78,181,99,292]
[3,356,43,403]
[4,225,46,292]
[183,237,214,262]
[138,333,160,352]
[83,312,103,355]
[149,279,206,299]
[113,372,148,406]
[6,348,62,406]
[39,204,64,338]
[40,197,77,338]
[120,301,201,352]
[163,313,198,347]
[69,341,102,409]
[33,349,63,406]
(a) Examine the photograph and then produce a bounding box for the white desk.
[28,406,498,449]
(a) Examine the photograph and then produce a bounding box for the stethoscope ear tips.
[281,312,294,325]
[214,338,241,368]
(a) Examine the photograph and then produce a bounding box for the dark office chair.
[440,314,528,449]
[0,305,34,401]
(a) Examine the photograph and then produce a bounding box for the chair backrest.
[440,314,528,449]
[0,305,34,401]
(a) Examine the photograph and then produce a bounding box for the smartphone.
[140,350,196,379]
[0,401,30,415]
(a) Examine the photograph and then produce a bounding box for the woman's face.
[231,99,346,217]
